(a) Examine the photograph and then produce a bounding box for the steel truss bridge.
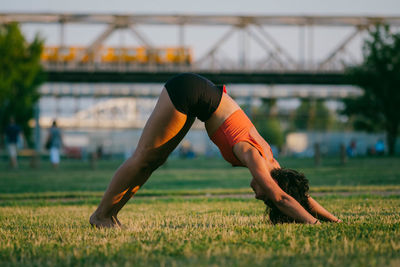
[2,13,400,84]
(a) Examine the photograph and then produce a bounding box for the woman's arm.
[234,142,319,224]
[308,196,341,222]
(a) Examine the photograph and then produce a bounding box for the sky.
[2,0,400,15]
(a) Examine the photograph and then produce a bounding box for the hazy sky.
[2,0,400,15]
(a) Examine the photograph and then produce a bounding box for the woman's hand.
[308,196,342,223]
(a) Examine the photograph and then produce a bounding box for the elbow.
[270,193,290,207]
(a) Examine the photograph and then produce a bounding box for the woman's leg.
[90,88,195,228]
[50,147,60,169]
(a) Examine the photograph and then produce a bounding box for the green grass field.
[0,156,399,266]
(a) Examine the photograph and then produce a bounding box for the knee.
[132,149,168,172]
[146,153,168,171]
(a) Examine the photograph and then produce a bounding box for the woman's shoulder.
[233,141,263,166]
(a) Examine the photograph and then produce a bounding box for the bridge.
[40,83,361,99]
[37,82,362,129]
[3,13,400,84]
[45,70,347,85]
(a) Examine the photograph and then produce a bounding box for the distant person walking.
[375,139,385,156]
[4,117,23,169]
[46,120,63,169]
[346,139,357,157]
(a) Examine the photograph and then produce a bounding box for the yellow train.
[41,46,192,65]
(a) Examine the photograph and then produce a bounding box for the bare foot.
[89,212,122,228]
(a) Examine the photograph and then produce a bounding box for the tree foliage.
[343,25,400,155]
[292,99,333,131]
[256,117,284,149]
[0,23,44,146]
[253,99,284,149]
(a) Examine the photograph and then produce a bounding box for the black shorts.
[164,73,224,122]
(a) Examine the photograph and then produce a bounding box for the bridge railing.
[41,57,351,72]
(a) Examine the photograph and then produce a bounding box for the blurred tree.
[292,100,310,130]
[254,99,284,149]
[343,25,400,155]
[292,99,333,131]
[256,118,284,149]
[0,23,44,147]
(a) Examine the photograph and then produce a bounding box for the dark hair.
[264,168,311,224]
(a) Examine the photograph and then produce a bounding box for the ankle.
[91,208,118,220]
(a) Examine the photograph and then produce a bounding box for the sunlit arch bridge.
[37,83,362,129]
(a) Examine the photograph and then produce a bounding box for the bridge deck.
[45,70,349,85]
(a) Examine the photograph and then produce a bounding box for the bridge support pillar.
[33,102,41,168]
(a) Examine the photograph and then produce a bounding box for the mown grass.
[0,197,399,266]
[0,156,399,194]
[0,156,399,266]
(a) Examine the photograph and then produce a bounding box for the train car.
[41,46,193,65]
[41,46,89,63]
[100,47,146,63]
[161,47,192,64]
[101,47,118,63]
[144,47,192,64]
[63,47,89,63]
[41,46,60,62]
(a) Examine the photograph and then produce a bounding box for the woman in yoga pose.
[90,73,341,228]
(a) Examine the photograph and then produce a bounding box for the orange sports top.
[210,109,269,167]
